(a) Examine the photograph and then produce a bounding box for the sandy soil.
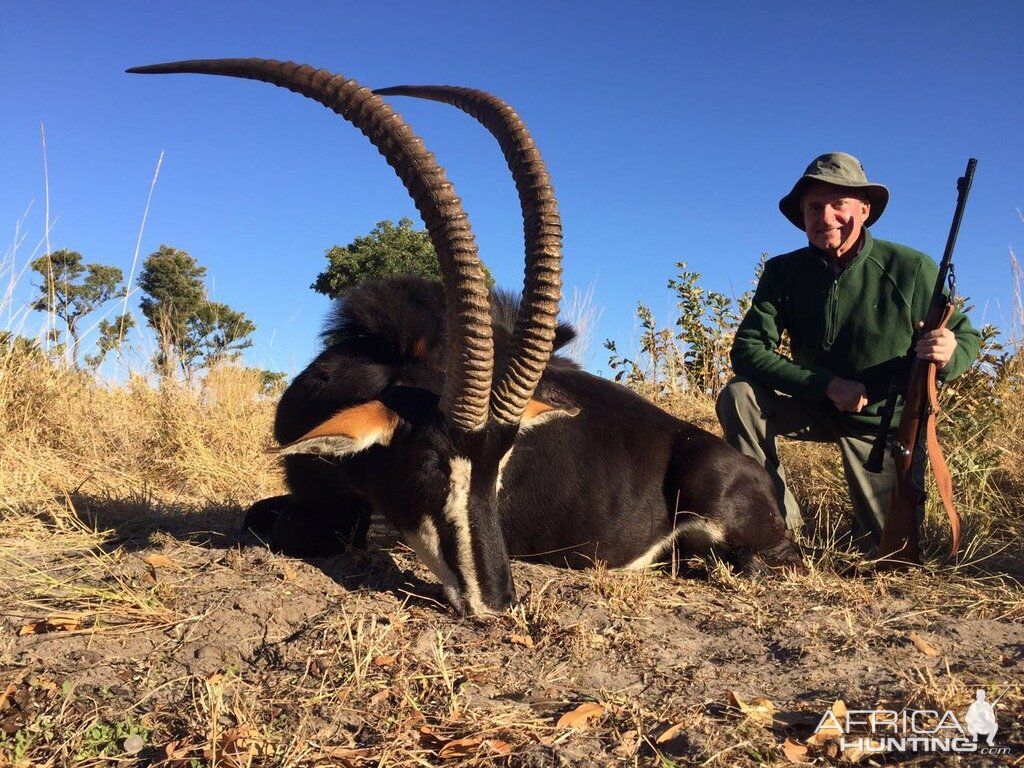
[2,503,1022,767]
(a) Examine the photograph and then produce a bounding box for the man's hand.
[915,321,957,368]
[826,376,868,413]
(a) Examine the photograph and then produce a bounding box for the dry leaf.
[556,701,606,729]
[656,721,687,744]
[807,700,847,746]
[908,630,941,657]
[0,679,19,710]
[782,737,811,763]
[368,688,392,707]
[483,739,511,755]
[19,615,82,636]
[842,738,887,763]
[164,740,192,760]
[509,633,535,648]
[727,691,777,725]
[143,554,177,569]
[372,655,396,668]
[437,737,483,758]
[418,726,445,749]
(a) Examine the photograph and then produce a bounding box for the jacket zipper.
[822,275,839,351]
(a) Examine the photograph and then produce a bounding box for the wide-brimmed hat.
[779,152,889,229]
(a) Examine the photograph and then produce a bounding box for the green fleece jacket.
[730,230,981,427]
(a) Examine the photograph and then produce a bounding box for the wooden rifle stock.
[875,158,975,566]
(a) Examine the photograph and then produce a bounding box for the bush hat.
[779,152,889,229]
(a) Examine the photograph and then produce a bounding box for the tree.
[29,248,132,368]
[83,315,136,370]
[185,301,256,368]
[312,218,494,298]
[138,245,256,379]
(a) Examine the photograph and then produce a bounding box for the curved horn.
[127,59,493,430]
[375,85,562,426]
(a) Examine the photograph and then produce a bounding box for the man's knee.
[716,376,761,427]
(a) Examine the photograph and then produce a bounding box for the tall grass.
[0,342,284,518]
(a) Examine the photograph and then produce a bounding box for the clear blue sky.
[3,1,1022,377]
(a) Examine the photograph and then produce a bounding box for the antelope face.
[278,389,574,615]
[399,422,519,616]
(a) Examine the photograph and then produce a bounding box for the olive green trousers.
[715,376,898,546]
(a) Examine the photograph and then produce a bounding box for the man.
[716,152,981,549]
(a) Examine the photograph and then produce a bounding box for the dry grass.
[2,269,1024,765]
[2,340,1022,767]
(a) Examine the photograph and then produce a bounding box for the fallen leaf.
[842,737,887,763]
[556,701,606,729]
[807,700,847,746]
[143,554,177,569]
[656,721,687,744]
[19,615,82,636]
[908,630,941,657]
[483,739,511,755]
[727,691,777,725]
[372,655,396,668]
[0,679,19,710]
[368,688,392,707]
[782,737,810,763]
[418,725,445,749]
[437,737,482,758]
[509,633,535,648]
[164,740,192,760]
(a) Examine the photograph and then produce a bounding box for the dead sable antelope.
[128,59,802,616]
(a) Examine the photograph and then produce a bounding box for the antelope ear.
[520,398,580,432]
[275,401,400,457]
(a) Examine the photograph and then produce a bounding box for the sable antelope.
[128,59,802,616]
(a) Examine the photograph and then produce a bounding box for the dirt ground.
[2,501,1022,767]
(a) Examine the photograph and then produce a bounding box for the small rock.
[124,735,145,754]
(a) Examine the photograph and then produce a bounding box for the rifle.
[865,158,977,565]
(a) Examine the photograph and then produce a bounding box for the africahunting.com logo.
[813,688,1012,756]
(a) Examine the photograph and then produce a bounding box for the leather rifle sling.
[928,304,961,563]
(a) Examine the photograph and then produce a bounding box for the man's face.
[801,183,871,257]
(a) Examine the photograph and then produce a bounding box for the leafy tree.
[185,301,256,368]
[258,369,288,395]
[84,315,136,370]
[29,248,131,368]
[138,245,255,379]
[312,218,494,298]
[139,245,207,377]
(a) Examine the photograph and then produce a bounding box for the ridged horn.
[127,59,493,430]
[374,85,562,426]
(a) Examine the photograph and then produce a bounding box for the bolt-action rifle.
[865,158,977,565]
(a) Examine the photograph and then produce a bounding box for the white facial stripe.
[441,456,489,615]
[622,513,726,570]
[403,517,462,605]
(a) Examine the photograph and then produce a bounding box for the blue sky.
[3,1,1022,378]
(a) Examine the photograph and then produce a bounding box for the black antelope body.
[129,59,802,616]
